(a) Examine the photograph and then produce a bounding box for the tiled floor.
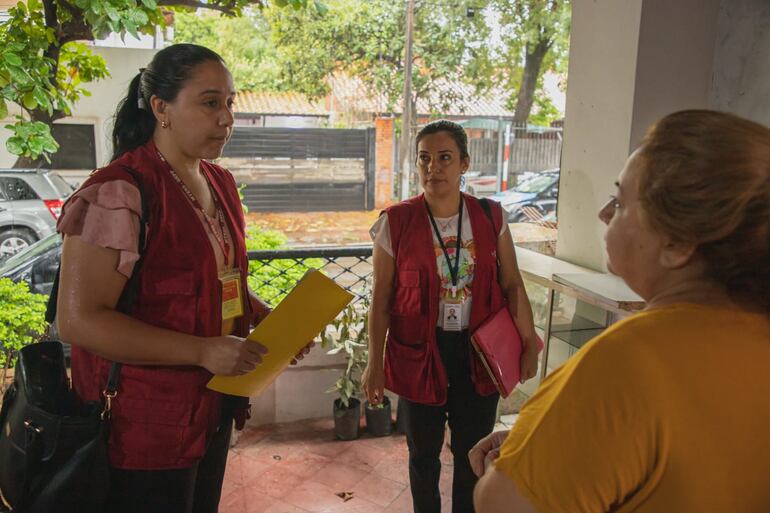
[221,418,455,513]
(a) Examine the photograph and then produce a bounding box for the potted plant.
[320,296,369,440]
[321,286,395,439]
[364,395,393,437]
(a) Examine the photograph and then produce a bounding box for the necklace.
[435,215,456,232]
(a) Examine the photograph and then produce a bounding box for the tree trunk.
[512,36,551,125]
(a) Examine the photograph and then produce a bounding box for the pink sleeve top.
[57,180,142,278]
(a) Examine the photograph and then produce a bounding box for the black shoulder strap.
[44,166,149,393]
[479,198,500,236]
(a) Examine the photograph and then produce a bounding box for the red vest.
[67,141,252,469]
[384,193,506,405]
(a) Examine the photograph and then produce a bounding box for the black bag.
[0,344,118,512]
[0,166,147,513]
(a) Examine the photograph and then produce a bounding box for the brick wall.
[374,117,395,209]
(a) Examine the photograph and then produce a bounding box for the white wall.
[555,0,767,270]
[0,47,158,180]
[554,0,644,269]
[709,0,770,126]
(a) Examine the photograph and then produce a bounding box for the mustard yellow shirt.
[495,304,770,513]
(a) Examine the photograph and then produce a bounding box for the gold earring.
[161,120,168,129]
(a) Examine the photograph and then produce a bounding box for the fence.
[220,127,376,212]
[247,245,374,307]
[466,123,563,177]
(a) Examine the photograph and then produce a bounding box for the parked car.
[490,169,560,223]
[463,172,498,197]
[0,231,62,295]
[0,169,74,260]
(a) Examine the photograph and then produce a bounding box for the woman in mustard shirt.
[471,110,770,513]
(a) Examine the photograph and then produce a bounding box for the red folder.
[470,308,544,398]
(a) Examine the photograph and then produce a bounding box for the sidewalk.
[247,211,556,249]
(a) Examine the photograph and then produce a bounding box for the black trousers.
[399,329,499,513]
[105,416,233,513]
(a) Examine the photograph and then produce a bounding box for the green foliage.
[4,119,59,162]
[264,0,492,113]
[320,288,369,408]
[0,0,320,163]
[174,9,282,91]
[487,0,571,123]
[0,278,48,368]
[244,224,323,307]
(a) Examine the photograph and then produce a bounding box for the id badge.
[443,300,464,331]
[220,269,244,321]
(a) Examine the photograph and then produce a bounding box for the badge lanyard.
[161,156,245,321]
[166,165,231,265]
[426,197,464,298]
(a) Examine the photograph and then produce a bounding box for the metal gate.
[219,127,376,212]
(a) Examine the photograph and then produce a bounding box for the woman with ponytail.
[54,44,306,512]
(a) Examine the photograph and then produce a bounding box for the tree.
[260,0,569,125]
[263,0,493,115]
[0,0,319,167]
[491,0,571,125]
[174,9,281,91]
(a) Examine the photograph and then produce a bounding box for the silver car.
[0,169,74,260]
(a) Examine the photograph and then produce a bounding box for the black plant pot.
[333,398,361,440]
[364,396,393,437]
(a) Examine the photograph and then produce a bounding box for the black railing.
[247,245,373,306]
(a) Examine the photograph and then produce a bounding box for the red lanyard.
[166,164,231,264]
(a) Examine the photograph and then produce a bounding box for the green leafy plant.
[0,278,48,380]
[320,288,369,408]
[0,0,322,166]
[244,223,323,307]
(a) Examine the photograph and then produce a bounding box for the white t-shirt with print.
[369,201,508,329]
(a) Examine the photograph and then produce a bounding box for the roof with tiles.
[235,74,514,118]
[234,90,328,116]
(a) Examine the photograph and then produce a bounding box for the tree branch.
[157,0,250,14]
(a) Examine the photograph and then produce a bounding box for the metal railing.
[247,245,373,306]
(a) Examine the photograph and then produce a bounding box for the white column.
[556,0,722,269]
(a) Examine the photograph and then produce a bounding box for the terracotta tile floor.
[222,418,454,513]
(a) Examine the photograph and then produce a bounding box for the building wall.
[709,0,770,126]
[553,0,645,269]
[555,0,767,271]
[0,47,158,182]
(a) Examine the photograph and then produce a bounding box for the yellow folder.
[207,269,354,397]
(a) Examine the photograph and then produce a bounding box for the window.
[0,177,39,201]
[50,124,97,170]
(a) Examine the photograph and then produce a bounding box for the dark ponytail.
[111,43,225,161]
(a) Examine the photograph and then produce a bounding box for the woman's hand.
[199,335,268,376]
[290,341,315,365]
[519,343,539,383]
[362,362,385,405]
[469,430,510,477]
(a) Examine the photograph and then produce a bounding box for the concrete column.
[556,0,724,269]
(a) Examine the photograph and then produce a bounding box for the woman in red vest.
[363,119,541,513]
[55,44,305,512]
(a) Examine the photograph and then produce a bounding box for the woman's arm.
[474,468,538,513]
[496,228,539,381]
[362,243,395,405]
[57,235,266,375]
[248,289,272,326]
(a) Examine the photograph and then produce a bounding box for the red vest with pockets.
[384,193,506,405]
[67,140,251,469]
